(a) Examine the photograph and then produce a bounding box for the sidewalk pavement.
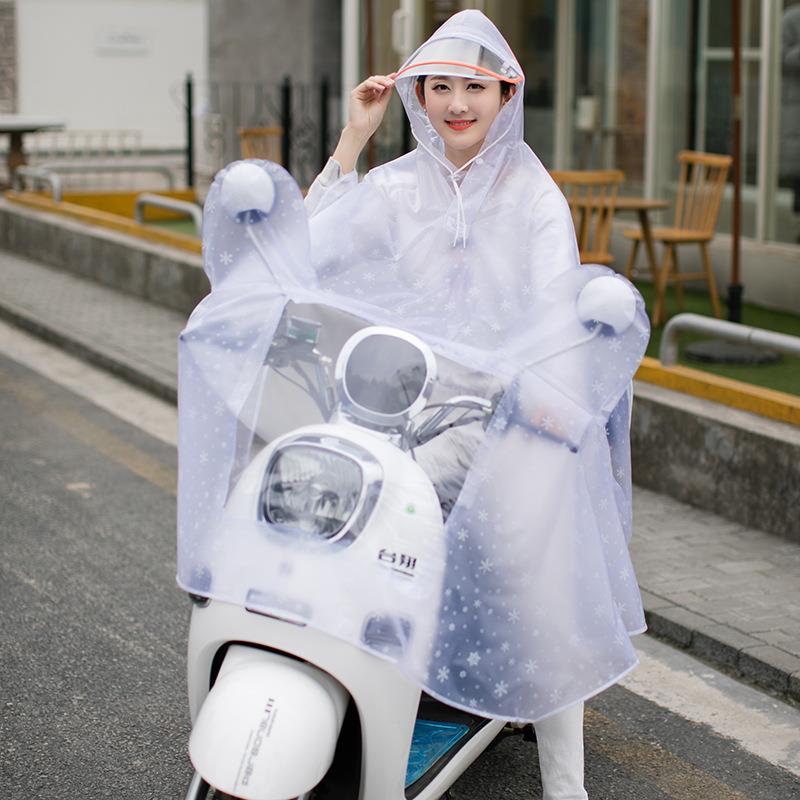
[2,249,799,704]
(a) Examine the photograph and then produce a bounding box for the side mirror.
[576,275,637,335]
[220,162,276,223]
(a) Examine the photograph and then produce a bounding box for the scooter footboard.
[189,644,349,800]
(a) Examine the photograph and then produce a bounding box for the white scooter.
[181,162,639,800]
[184,313,513,800]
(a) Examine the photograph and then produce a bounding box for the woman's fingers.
[346,74,396,137]
[355,75,396,97]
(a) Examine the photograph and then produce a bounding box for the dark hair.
[416,75,514,100]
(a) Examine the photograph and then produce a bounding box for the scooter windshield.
[178,160,650,723]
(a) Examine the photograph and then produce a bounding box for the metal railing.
[38,161,175,189]
[12,166,64,201]
[134,193,203,235]
[659,313,800,366]
[12,162,176,201]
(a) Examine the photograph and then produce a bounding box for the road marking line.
[0,365,176,496]
[0,319,177,446]
[624,636,800,777]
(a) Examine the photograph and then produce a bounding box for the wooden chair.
[237,126,283,163]
[550,169,625,265]
[624,150,731,325]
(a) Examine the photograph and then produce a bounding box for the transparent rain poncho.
[178,10,649,723]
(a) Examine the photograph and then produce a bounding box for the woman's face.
[420,76,506,167]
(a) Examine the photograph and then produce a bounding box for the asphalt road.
[1,350,798,800]
[0,353,188,798]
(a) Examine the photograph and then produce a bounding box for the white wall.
[16,0,207,148]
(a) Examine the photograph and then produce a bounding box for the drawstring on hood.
[415,122,516,247]
[449,173,467,247]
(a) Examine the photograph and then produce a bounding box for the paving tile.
[638,589,674,612]
[728,616,795,635]
[759,630,800,649]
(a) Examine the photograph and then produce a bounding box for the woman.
[305,12,580,347]
[303,10,646,800]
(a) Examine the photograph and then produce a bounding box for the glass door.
[775,0,800,244]
[696,0,762,236]
[485,0,558,166]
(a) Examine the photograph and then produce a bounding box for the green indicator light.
[405,503,416,515]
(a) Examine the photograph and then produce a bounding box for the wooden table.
[613,196,670,280]
[0,115,65,182]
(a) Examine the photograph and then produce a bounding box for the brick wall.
[0,1,16,114]
[616,0,647,184]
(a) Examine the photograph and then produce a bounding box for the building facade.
[346,0,799,311]
[1,0,207,149]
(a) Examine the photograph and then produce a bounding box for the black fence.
[181,73,342,189]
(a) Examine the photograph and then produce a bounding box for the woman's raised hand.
[329,74,396,175]
[346,75,396,139]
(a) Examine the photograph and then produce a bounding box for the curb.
[2,298,798,706]
[642,590,800,704]
[0,299,177,404]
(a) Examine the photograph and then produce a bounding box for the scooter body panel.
[188,599,423,799]
[189,644,348,799]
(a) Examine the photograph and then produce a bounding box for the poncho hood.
[395,9,525,183]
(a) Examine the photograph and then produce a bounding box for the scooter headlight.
[262,445,363,539]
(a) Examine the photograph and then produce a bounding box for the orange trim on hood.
[394,60,524,84]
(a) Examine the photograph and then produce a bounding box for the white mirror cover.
[178,157,651,723]
[577,275,637,334]
[220,161,277,220]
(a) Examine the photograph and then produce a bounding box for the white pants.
[533,701,588,800]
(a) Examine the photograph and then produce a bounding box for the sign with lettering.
[96,28,149,56]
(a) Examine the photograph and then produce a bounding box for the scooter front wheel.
[208,793,302,800]
[199,789,316,800]
[184,771,209,800]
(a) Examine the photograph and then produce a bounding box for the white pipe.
[755,0,777,243]
[554,0,576,169]
[660,313,800,366]
[644,0,661,198]
[604,0,620,169]
[342,0,360,128]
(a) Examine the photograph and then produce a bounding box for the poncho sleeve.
[526,183,581,290]
[304,157,360,218]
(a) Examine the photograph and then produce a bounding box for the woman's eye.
[432,83,449,92]
[468,83,486,91]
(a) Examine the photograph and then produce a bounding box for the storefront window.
[698,0,761,237]
[485,0,557,166]
[650,2,693,214]
[777,0,800,244]
[560,0,649,190]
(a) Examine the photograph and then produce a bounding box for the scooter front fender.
[189,644,348,800]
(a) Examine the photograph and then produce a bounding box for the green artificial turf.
[147,218,200,238]
[634,281,800,396]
